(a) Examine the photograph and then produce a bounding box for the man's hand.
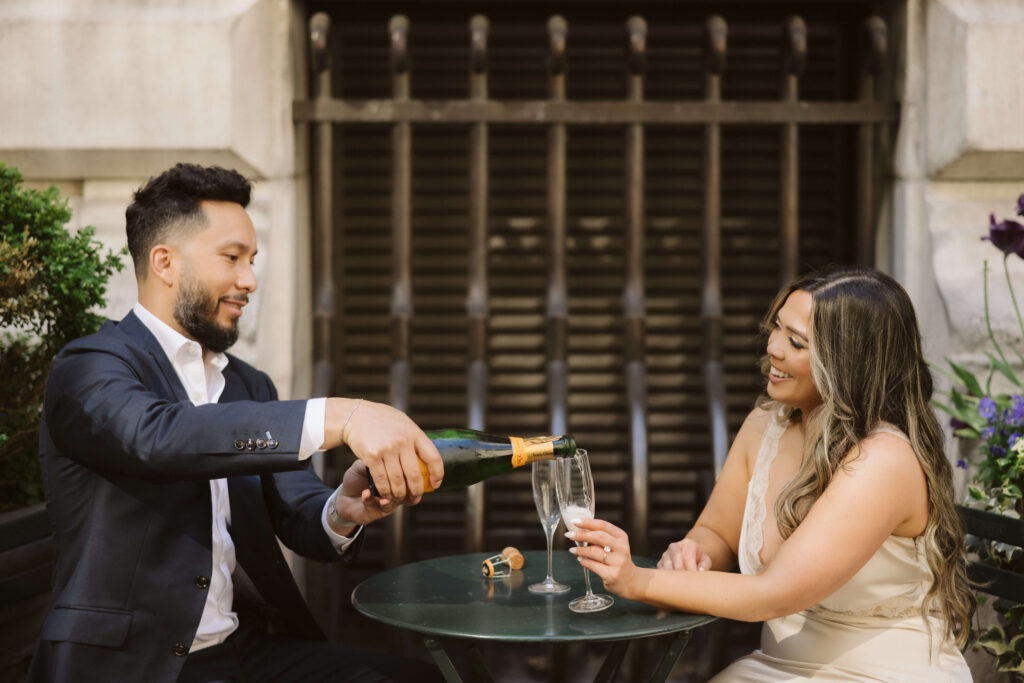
[329,461,421,531]
[323,398,443,500]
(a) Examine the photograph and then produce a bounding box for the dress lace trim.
[808,602,922,620]
[740,409,788,574]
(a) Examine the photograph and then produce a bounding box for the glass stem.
[544,525,556,581]
[581,543,595,596]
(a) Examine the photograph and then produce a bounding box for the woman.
[570,266,974,681]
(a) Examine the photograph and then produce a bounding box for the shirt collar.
[133,302,228,370]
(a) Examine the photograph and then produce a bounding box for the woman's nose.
[766,330,783,358]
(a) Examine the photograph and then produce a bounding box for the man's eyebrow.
[218,240,257,256]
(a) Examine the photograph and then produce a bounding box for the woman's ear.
[149,244,177,287]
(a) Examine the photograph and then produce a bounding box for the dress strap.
[738,410,789,574]
[871,422,911,444]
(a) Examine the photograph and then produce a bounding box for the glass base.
[528,579,571,594]
[568,592,614,613]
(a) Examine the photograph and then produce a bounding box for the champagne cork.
[482,546,525,578]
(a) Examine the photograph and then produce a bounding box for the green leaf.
[985,351,1023,388]
[968,485,986,501]
[955,427,981,439]
[948,360,985,397]
[994,649,1023,673]
[978,626,1009,654]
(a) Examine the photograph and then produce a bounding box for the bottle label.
[510,436,558,468]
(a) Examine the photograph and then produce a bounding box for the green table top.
[351,550,716,643]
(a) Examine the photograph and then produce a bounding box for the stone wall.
[891,0,1024,401]
[0,0,313,400]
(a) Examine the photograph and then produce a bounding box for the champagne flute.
[554,449,614,613]
[528,461,571,594]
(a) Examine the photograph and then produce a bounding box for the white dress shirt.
[132,303,359,652]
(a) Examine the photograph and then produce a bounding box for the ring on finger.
[602,545,611,563]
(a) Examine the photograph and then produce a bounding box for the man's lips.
[220,298,248,317]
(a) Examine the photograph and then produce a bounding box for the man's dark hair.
[126,163,252,277]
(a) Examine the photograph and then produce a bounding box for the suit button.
[173,642,188,656]
[268,439,279,449]
[246,438,256,451]
[194,575,209,589]
[234,439,246,451]
[255,438,267,449]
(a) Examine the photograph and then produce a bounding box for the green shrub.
[0,163,125,511]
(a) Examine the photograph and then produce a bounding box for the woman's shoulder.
[732,404,780,454]
[843,426,923,482]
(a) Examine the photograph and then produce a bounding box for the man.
[29,164,445,682]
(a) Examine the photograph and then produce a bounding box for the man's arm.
[46,346,309,481]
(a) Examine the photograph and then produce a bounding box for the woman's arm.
[658,408,768,572]
[574,432,927,621]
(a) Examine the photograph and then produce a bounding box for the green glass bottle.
[366,429,577,497]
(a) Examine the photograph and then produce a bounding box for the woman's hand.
[567,518,647,601]
[658,538,712,572]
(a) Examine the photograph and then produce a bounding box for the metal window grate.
[295,3,896,643]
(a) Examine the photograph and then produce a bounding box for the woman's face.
[766,289,822,413]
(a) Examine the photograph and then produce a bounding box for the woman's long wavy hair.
[757,266,974,646]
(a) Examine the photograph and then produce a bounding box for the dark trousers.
[177,619,443,683]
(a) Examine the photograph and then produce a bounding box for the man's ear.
[149,245,177,287]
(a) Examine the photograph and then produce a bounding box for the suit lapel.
[117,311,190,403]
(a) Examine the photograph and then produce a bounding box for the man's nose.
[238,262,258,293]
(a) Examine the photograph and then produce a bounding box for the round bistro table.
[352,550,716,682]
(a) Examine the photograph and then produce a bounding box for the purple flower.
[979,396,998,420]
[1011,395,1024,423]
[982,426,996,440]
[956,459,968,469]
[990,445,1007,458]
[1017,193,1024,217]
[984,214,1024,258]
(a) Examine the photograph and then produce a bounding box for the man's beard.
[173,274,241,353]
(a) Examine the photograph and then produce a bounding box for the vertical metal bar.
[310,12,336,481]
[544,25,571,682]
[624,15,648,558]
[387,14,412,568]
[857,17,886,267]
[306,9,335,639]
[464,15,489,554]
[779,17,805,287]
[702,17,728,479]
[546,16,569,439]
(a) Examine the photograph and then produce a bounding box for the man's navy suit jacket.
[29,312,353,682]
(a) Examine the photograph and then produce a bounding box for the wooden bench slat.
[959,506,1024,547]
[0,503,50,554]
[0,564,53,608]
[957,505,1024,603]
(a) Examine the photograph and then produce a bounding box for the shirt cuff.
[299,397,327,461]
[321,490,363,553]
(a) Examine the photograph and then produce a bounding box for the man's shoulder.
[58,316,143,358]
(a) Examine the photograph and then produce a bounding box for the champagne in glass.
[528,461,570,594]
[554,449,614,613]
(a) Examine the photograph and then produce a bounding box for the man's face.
[171,201,258,353]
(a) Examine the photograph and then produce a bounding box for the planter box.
[0,503,51,683]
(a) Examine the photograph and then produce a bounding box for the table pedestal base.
[423,629,693,683]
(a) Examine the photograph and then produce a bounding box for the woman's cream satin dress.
[710,415,972,682]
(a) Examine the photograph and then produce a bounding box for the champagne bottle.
[366,429,577,497]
